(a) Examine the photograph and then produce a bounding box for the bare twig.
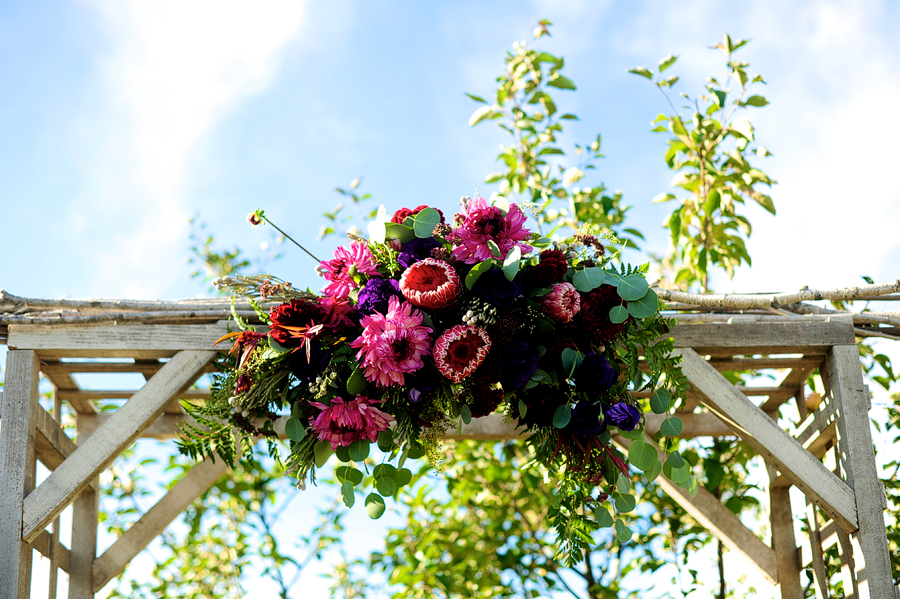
[654,280,900,309]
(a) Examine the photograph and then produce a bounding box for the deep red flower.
[269,299,328,348]
[579,285,627,345]
[391,205,445,224]
[467,371,504,418]
[528,250,568,287]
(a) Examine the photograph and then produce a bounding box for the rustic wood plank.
[22,350,216,542]
[771,422,837,488]
[769,484,803,598]
[670,320,855,356]
[0,350,40,599]
[33,403,76,470]
[825,345,897,598]
[708,356,824,371]
[760,362,819,411]
[837,526,859,598]
[55,389,209,401]
[675,348,859,533]
[41,357,97,414]
[92,457,229,592]
[27,529,70,574]
[614,435,779,584]
[9,322,229,358]
[69,485,98,599]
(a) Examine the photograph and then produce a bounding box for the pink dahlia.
[319,241,380,300]
[399,258,461,310]
[541,282,581,323]
[309,395,395,449]
[350,296,433,387]
[450,196,532,264]
[433,324,491,383]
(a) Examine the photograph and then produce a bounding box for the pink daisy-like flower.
[309,395,395,449]
[450,196,533,265]
[350,296,433,387]
[399,258,461,310]
[541,282,581,323]
[319,241,380,300]
[433,324,491,383]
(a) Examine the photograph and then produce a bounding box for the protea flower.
[541,282,581,323]
[399,258,461,310]
[433,324,491,383]
[309,395,395,449]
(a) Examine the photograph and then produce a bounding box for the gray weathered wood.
[614,436,779,584]
[41,357,98,414]
[55,388,209,401]
[92,457,229,592]
[769,484,803,598]
[676,348,859,533]
[22,350,216,542]
[825,345,898,598]
[8,322,228,358]
[68,484,98,599]
[28,529,71,574]
[670,319,855,356]
[0,350,40,599]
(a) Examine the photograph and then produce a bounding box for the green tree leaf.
[617,274,649,301]
[547,74,576,90]
[649,388,672,414]
[660,417,684,437]
[744,94,769,107]
[365,493,386,519]
[284,418,306,443]
[609,305,629,324]
[552,405,572,428]
[628,66,653,79]
[658,54,679,72]
[572,267,606,292]
[627,289,659,318]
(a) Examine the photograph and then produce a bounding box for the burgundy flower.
[391,205,445,224]
[579,285,627,345]
[467,371,504,418]
[269,299,327,348]
[527,249,568,287]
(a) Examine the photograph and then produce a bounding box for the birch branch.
[654,280,900,309]
[0,310,263,325]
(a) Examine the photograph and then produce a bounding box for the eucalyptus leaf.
[561,347,584,378]
[314,440,333,468]
[552,405,572,428]
[518,399,528,419]
[347,365,368,395]
[335,466,363,486]
[375,476,397,497]
[615,519,633,543]
[465,261,494,290]
[284,418,306,443]
[334,445,351,463]
[384,223,415,243]
[487,239,502,258]
[461,404,472,425]
[649,388,672,414]
[377,430,394,453]
[395,467,412,487]
[609,305,629,324]
[660,416,683,437]
[615,493,636,513]
[364,493,386,519]
[412,208,442,238]
[572,267,606,292]
[616,473,631,494]
[627,289,659,318]
[348,439,370,462]
[628,439,658,472]
[617,274,649,301]
[341,480,355,508]
[595,507,614,528]
[502,246,521,281]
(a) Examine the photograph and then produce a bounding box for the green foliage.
[632,35,775,290]
[468,28,644,248]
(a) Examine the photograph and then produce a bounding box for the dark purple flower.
[574,353,618,396]
[356,278,402,315]
[398,237,442,269]
[566,402,607,437]
[473,268,522,308]
[288,341,331,383]
[497,340,539,390]
[606,403,641,431]
[404,361,441,403]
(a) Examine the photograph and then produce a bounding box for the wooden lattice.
[0,315,897,598]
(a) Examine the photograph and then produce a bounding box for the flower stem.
[262,216,321,263]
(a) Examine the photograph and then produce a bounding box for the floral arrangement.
[180,197,689,564]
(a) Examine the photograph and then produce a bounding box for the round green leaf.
[617,274,650,301]
[395,467,412,487]
[373,463,397,480]
[375,476,397,497]
[346,364,368,396]
[334,445,351,463]
[284,418,306,443]
[552,405,572,429]
[517,399,528,419]
[341,480,355,508]
[660,416,683,437]
[609,305,629,324]
[627,289,659,319]
[595,507,613,528]
[461,404,472,425]
[364,493,386,519]
[615,519,633,543]
[348,439,370,462]
[628,439,658,472]
[412,208,442,238]
[502,246,521,281]
[465,260,494,290]
[335,466,363,486]
[314,440,333,468]
[384,222,415,243]
[615,493,636,513]
[572,267,606,292]
[616,473,631,494]
[561,348,584,378]
[666,451,685,469]
[649,388,672,414]
[645,457,663,483]
[376,430,394,453]
[487,239,502,258]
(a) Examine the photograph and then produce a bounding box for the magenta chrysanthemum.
[319,241,380,300]
[399,258,461,310]
[350,296,433,387]
[309,395,395,449]
[450,197,533,265]
[433,324,491,383]
[541,282,581,323]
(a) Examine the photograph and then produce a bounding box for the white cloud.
[77,0,307,297]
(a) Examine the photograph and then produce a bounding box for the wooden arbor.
[0,315,897,598]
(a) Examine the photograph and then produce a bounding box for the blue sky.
[3,1,900,597]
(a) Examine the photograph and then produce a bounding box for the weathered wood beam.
[825,345,898,598]
[8,322,228,358]
[770,422,837,488]
[767,471,804,598]
[92,456,229,593]
[707,356,823,371]
[614,435,779,585]
[0,350,40,599]
[675,348,859,533]
[27,529,71,574]
[671,319,855,357]
[55,389,209,401]
[40,357,98,414]
[21,350,216,542]
[760,362,819,412]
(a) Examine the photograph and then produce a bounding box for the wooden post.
[0,350,41,599]
[825,345,898,598]
[768,484,803,598]
[69,483,99,599]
